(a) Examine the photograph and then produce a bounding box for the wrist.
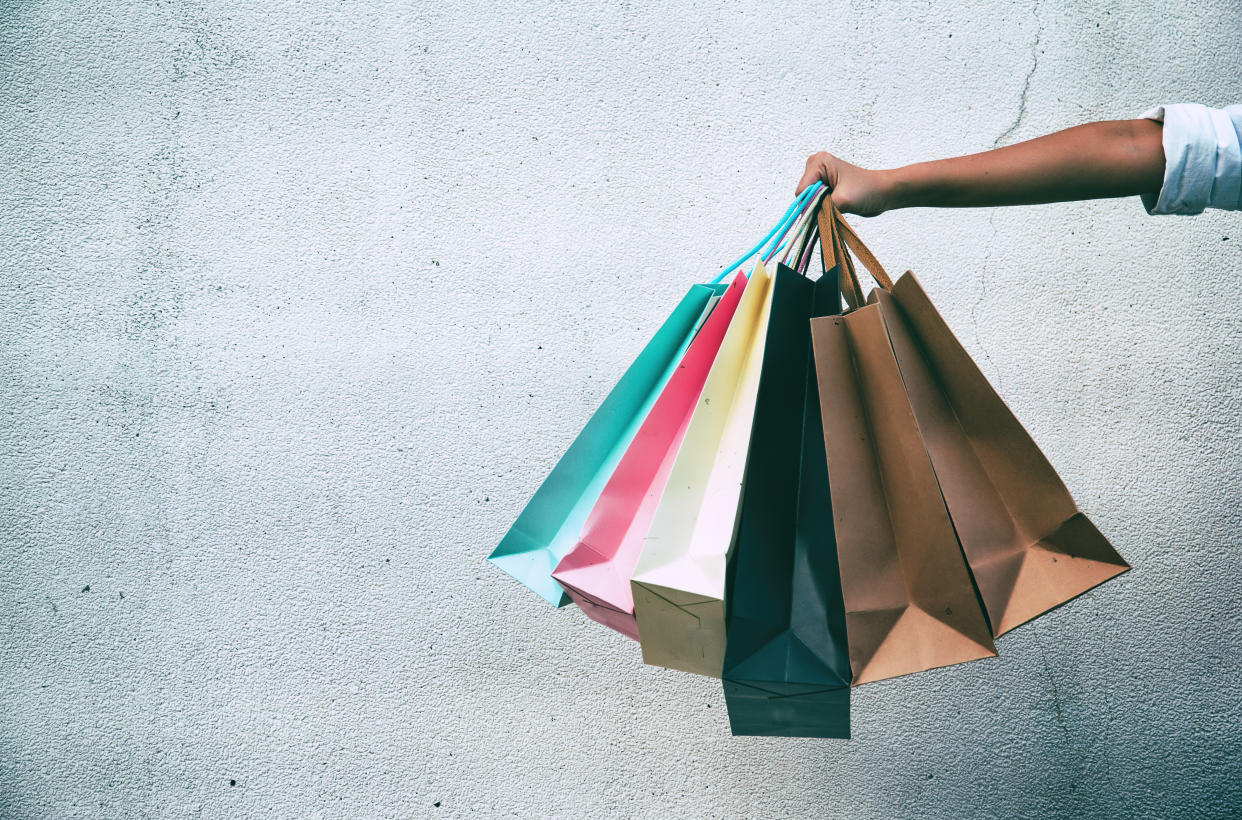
[881,165,923,211]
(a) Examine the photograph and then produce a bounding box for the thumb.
[796,152,833,195]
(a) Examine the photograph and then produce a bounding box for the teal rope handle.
[760,191,812,261]
[710,181,823,285]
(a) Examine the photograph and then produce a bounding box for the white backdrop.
[2,1,1240,817]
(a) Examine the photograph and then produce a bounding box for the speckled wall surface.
[2,1,1240,817]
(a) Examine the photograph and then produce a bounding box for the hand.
[796,151,894,217]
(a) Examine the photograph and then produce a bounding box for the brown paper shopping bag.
[810,203,997,685]
[812,308,998,684]
[874,278,1130,636]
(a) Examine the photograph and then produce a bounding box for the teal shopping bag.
[489,284,724,605]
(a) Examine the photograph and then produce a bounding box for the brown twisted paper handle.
[815,198,894,310]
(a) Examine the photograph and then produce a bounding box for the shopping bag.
[811,203,997,685]
[874,276,1130,635]
[721,250,851,737]
[552,270,751,639]
[631,258,778,676]
[488,283,725,605]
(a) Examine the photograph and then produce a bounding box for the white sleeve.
[1140,103,1242,215]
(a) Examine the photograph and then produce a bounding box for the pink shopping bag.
[552,270,749,639]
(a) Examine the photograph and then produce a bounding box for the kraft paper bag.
[875,277,1130,635]
[812,305,998,684]
[810,203,996,683]
[631,260,776,676]
[552,271,750,639]
[722,260,851,738]
[488,283,724,605]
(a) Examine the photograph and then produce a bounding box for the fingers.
[794,152,880,216]
[795,167,817,196]
[795,152,829,196]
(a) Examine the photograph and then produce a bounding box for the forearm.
[885,119,1166,209]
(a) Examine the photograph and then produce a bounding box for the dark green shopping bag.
[722,258,850,738]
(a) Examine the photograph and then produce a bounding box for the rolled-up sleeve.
[1140,103,1242,215]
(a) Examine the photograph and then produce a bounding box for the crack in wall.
[973,0,1044,391]
[972,210,1003,390]
[1034,629,1069,743]
[1033,627,1095,807]
[992,0,1044,149]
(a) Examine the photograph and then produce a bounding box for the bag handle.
[764,190,867,299]
[785,204,820,271]
[814,198,893,309]
[763,183,826,268]
[710,181,825,285]
[794,199,827,275]
[771,187,826,268]
[817,201,862,307]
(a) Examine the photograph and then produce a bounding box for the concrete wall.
[2,1,1240,817]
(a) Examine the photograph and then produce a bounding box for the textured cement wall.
[2,1,1240,817]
